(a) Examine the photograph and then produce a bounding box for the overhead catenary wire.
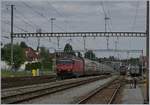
[46,1,84,49]
[107,9,113,31]
[22,1,45,18]
[22,1,49,32]
[107,6,119,57]
[4,4,39,32]
[129,1,140,55]
[47,1,70,32]
[20,1,68,49]
[100,1,110,49]
[15,9,41,31]
[14,14,35,31]
[2,20,28,32]
[4,1,75,50]
[131,1,140,32]
[66,38,83,50]
[22,1,66,32]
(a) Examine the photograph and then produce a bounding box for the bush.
[25,62,41,71]
[42,61,53,70]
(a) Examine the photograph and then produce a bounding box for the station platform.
[121,84,144,104]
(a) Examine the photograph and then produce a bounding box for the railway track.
[1,75,56,89]
[1,75,112,104]
[77,76,124,104]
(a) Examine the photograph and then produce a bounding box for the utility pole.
[9,5,15,68]
[57,37,60,49]
[127,51,129,66]
[51,18,55,33]
[37,38,40,52]
[50,18,56,41]
[115,41,117,50]
[141,50,144,80]
[117,37,119,60]
[36,28,42,52]
[104,15,110,49]
[145,0,149,103]
[83,36,86,53]
[114,40,117,57]
[50,18,59,49]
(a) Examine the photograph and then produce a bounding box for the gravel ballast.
[21,75,117,104]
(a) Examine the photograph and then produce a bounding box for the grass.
[39,68,56,75]
[1,69,56,77]
[1,70,32,77]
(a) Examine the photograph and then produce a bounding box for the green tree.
[84,50,96,60]
[40,47,52,70]
[40,47,49,60]
[1,43,26,68]
[64,43,76,56]
[20,41,28,48]
[128,57,139,65]
[25,62,41,71]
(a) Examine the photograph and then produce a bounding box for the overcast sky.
[1,0,147,59]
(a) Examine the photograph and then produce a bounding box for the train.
[128,65,142,77]
[56,56,115,79]
[119,65,127,75]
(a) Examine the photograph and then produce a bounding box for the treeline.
[1,42,53,71]
[1,42,140,71]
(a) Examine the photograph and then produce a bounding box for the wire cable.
[47,1,70,32]
[14,14,35,31]
[2,20,28,32]
[15,9,41,30]
[131,1,140,32]
[22,1,67,32]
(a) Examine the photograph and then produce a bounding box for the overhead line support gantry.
[12,32,146,38]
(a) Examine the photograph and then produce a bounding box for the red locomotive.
[56,56,114,79]
[56,57,84,79]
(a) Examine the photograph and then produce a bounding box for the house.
[25,47,40,62]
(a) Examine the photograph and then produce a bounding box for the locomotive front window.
[56,60,73,64]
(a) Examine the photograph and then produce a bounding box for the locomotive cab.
[56,57,84,79]
[56,59,74,79]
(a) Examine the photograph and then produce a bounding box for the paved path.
[121,84,144,104]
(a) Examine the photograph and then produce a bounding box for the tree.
[109,56,115,61]
[1,43,26,69]
[25,62,41,71]
[64,43,76,56]
[128,57,140,65]
[77,52,82,58]
[20,41,28,48]
[40,47,53,70]
[84,50,96,60]
[40,47,49,60]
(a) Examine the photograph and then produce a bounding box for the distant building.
[18,47,40,71]
[139,56,147,68]
[1,61,10,70]
[104,61,122,71]
[25,47,40,62]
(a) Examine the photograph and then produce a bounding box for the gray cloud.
[1,0,147,58]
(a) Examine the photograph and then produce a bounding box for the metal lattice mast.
[145,0,149,103]
[104,15,110,49]
[10,5,15,67]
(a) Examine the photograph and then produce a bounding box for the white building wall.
[1,61,10,70]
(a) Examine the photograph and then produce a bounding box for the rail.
[1,75,111,104]
[77,77,123,104]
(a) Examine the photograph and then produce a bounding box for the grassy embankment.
[1,69,56,77]
[1,70,32,77]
